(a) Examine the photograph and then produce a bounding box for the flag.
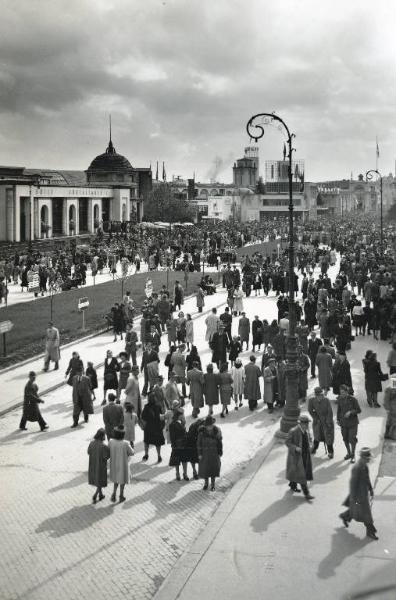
[294,163,299,181]
[283,143,287,161]
[376,139,380,159]
[162,161,166,181]
[155,161,158,180]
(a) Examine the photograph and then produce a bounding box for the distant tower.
[233,146,259,188]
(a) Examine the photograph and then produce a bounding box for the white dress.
[233,289,244,313]
[232,366,245,395]
[109,439,133,484]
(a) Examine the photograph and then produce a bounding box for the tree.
[144,182,195,223]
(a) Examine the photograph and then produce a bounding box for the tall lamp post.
[365,169,383,258]
[246,112,300,436]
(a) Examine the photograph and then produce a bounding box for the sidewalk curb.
[154,431,278,600]
[0,287,227,417]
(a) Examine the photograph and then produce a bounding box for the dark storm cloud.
[0,0,395,180]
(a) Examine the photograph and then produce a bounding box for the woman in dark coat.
[332,353,353,395]
[203,364,220,415]
[228,336,242,366]
[103,350,119,404]
[268,320,279,345]
[87,428,110,503]
[197,415,223,491]
[186,345,202,372]
[65,352,84,386]
[262,319,271,350]
[186,418,204,480]
[252,316,264,351]
[169,411,190,481]
[211,325,228,368]
[363,352,386,407]
[141,392,165,462]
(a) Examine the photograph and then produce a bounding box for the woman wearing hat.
[140,392,165,462]
[124,366,142,418]
[109,425,134,503]
[339,447,378,539]
[219,362,233,418]
[169,410,190,481]
[197,416,223,491]
[87,428,110,503]
[203,364,220,416]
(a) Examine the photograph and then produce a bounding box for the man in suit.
[308,331,322,378]
[219,307,232,343]
[285,415,314,500]
[339,447,378,540]
[337,384,361,463]
[71,367,93,427]
[102,393,124,440]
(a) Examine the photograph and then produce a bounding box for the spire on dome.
[106,114,116,154]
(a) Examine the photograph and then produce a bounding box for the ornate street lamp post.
[365,169,383,258]
[246,112,300,435]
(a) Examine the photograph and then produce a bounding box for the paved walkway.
[0,287,226,415]
[154,341,395,600]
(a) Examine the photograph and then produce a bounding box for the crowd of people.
[18,214,396,537]
[0,218,288,303]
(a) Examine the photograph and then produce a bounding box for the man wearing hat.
[308,386,335,459]
[339,447,378,540]
[285,415,314,500]
[238,312,250,351]
[337,384,361,462]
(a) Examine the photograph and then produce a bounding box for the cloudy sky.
[0,0,395,182]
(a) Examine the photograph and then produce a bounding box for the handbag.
[381,373,389,381]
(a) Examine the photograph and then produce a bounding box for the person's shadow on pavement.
[317,526,371,579]
[250,490,306,533]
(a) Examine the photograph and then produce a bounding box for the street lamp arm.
[365,169,381,181]
[246,112,295,147]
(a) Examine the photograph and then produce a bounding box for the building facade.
[0,137,151,242]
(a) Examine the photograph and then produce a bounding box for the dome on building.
[87,139,133,175]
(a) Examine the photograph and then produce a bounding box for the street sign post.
[78,298,89,332]
[0,320,13,357]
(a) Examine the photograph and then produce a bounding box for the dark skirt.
[144,424,165,447]
[169,446,191,466]
[104,372,118,391]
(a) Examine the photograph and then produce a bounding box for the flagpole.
[376,136,379,172]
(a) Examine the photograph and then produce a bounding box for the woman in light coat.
[233,286,244,315]
[231,358,245,409]
[219,362,233,418]
[109,425,133,503]
[185,314,194,351]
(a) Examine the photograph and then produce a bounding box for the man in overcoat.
[332,352,353,395]
[285,415,314,500]
[339,447,378,540]
[187,362,205,418]
[308,386,335,458]
[43,321,60,371]
[337,384,361,462]
[211,324,229,369]
[20,371,49,431]
[71,367,93,427]
[244,355,262,411]
[238,312,250,351]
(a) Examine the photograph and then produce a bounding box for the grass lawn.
[0,270,210,367]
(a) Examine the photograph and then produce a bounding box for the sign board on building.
[78,297,90,310]
[0,320,13,334]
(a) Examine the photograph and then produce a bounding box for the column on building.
[6,188,14,241]
[14,192,20,242]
